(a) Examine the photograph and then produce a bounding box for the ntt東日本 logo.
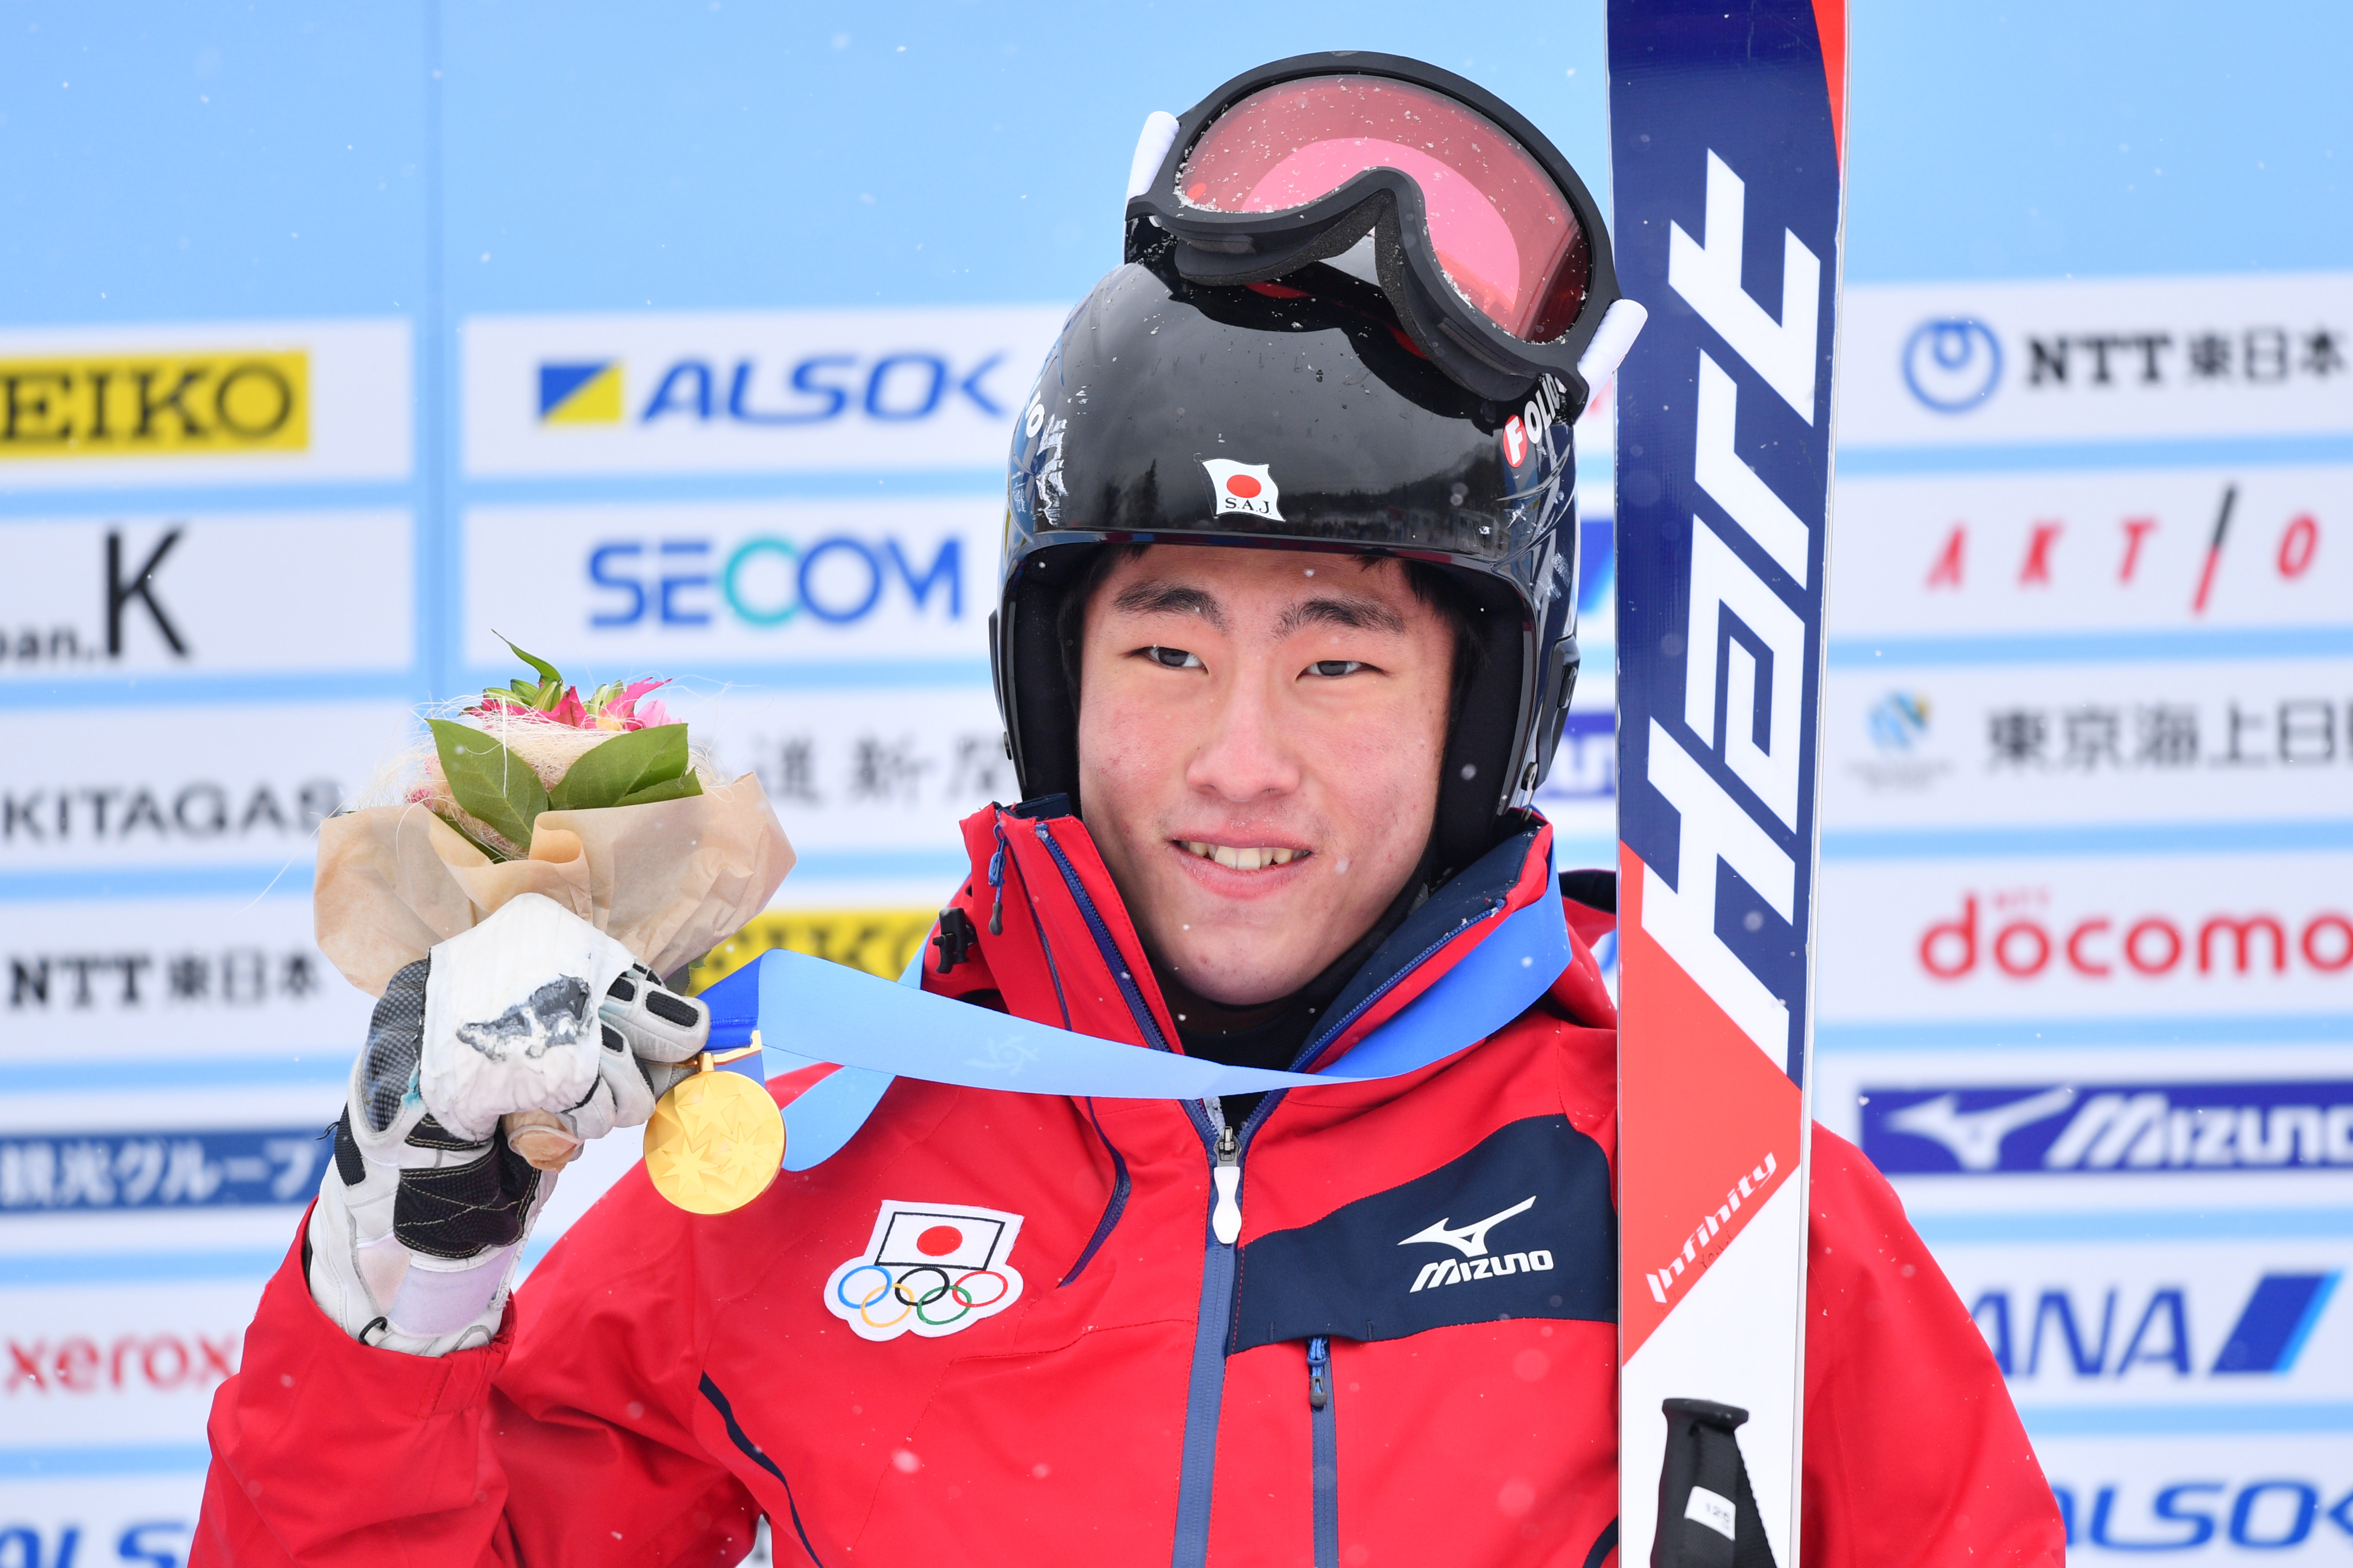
[538,361,623,425]
[823,1199,1024,1341]
[1901,318,2002,413]
[1201,459,1283,520]
[0,351,309,459]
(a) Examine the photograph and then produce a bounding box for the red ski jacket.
[197,802,2062,1567]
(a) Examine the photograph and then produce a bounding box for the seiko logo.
[1398,1195,1553,1292]
[0,351,309,458]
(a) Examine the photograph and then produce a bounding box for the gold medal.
[643,1041,785,1215]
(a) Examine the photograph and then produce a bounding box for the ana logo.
[823,1199,1024,1341]
[1866,691,1931,752]
[1201,458,1282,520]
[1501,414,1530,468]
[1398,1195,1554,1292]
[1902,318,2003,413]
[538,361,622,425]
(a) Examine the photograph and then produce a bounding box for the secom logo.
[587,533,962,631]
[0,350,308,459]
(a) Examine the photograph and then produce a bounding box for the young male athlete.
[198,55,2062,1568]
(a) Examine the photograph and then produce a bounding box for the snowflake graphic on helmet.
[1200,459,1283,521]
[823,1200,1025,1341]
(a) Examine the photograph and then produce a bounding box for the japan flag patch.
[823,1200,1026,1341]
[1201,459,1284,520]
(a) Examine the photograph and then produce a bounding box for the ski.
[1606,3,1848,1564]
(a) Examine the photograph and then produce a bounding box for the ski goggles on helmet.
[1123,51,1643,405]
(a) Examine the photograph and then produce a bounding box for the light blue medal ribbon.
[702,885,1571,1170]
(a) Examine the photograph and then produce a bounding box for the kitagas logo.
[823,1199,1024,1341]
[1201,459,1283,520]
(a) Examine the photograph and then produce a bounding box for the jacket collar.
[938,798,1560,1074]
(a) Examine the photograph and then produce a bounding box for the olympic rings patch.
[822,1200,1026,1341]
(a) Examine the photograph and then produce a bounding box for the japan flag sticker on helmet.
[1200,458,1283,521]
[823,1199,1026,1341]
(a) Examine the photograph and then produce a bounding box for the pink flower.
[604,678,672,729]
[550,687,588,728]
[633,698,673,729]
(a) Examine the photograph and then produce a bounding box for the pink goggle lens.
[1178,75,1590,343]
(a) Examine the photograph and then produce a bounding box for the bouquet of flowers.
[314,642,793,1000]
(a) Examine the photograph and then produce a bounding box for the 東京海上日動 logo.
[1901,318,2002,413]
[1201,459,1283,521]
[823,1199,1025,1341]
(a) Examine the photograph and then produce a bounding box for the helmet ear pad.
[1427,566,1534,878]
[994,543,1097,813]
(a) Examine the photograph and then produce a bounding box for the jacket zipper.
[1307,1336,1339,1568]
[1021,820,1245,1568]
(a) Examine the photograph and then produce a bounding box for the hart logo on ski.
[822,1199,1025,1341]
[1200,458,1283,520]
[1611,1,1847,1562]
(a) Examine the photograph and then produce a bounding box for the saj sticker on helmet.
[823,1199,1025,1341]
[1201,458,1283,521]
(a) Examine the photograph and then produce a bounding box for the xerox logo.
[6,1327,242,1395]
[1861,1080,2353,1174]
[1918,892,2353,985]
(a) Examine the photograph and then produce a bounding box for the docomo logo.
[1920,893,2353,983]
[7,1329,240,1395]
[589,533,962,630]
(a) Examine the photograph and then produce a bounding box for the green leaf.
[611,771,703,809]
[549,723,692,811]
[497,634,565,691]
[428,719,549,849]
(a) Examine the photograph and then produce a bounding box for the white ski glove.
[305,894,712,1356]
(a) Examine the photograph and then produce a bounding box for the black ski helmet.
[992,61,1614,875]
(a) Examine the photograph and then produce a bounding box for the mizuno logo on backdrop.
[1863,1080,2353,1174]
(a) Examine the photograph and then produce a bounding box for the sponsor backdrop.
[3,3,2347,1560]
